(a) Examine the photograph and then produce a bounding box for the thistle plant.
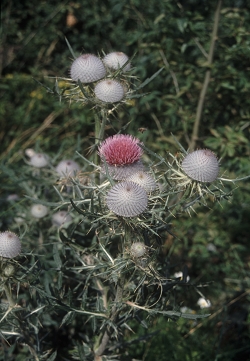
[1,44,250,361]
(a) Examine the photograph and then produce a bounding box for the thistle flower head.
[127,171,157,192]
[130,242,146,258]
[52,211,72,227]
[30,153,48,168]
[197,297,211,309]
[103,52,131,72]
[70,54,106,83]
[0,231,21,258]
[56,159,80,177]
[94,79,124,103]
[106,181,148,217]
[181,149,219,183]
[30,204,48,218]
[99,134,143,166]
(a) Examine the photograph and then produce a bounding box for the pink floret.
[98,134,143,166]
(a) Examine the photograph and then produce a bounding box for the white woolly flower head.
[70,54,106,83]
[181,149,219,183]
[55,159,80,177]
[197,297,211,309]
[30,204,48,218]
[94,79,125,103]
[0,231,21,258]
[103,52,131,72]
[29,153,49,168]
[130,242,147,258]
[127,171,157,192]
[106,181,148,217]
[174,271,190,282]
[52,211,72,227]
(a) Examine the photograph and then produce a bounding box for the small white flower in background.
[6,194,19,202]
[174,271,190,282]
[206,243,217,252]
[29,153,49,168]
[180,306,194,314]
[14,213,26,224]
[25,148,36,158]
[31,204,48,218]
[197,297,211,309]
[56,159,80,177]
[130,242,146,258]
[52,211,72,227]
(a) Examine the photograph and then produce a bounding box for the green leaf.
[137,68,164,90]
[60,311,75,328]
[65,37,77,59]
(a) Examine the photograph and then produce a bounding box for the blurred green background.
[1,0,250,360]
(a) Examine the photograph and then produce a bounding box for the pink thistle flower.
[99,134,143,166]
[99,134,144,180]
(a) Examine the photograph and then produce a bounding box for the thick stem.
[189,0,222,151]
[94,278,124,357]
